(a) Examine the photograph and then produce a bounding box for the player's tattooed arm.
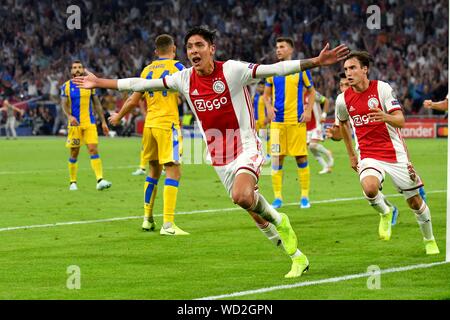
[61,96,79,126]
[93,96,110,136]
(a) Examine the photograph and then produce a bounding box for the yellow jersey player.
[252,80,270,161]
[61,60,112,191]
[109,34,188,236]
[264,37,315,209]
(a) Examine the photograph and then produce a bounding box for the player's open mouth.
[192,57,201,65]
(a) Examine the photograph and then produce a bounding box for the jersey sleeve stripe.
[252,64,260,78]
[162,77,169,89]
[387,107,402,113]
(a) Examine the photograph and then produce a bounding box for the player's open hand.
[73,69,98,89]
[108,112,121,126]
[318,43,350,66]
[367,108,388,123]
[299,110,311,123]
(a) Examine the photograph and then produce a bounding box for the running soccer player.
[109,34,188,235]
[264,37,314,209]
[61,60,112,191]
[305,90,334,174]
[74,26,350,277]
[336,51,439,254]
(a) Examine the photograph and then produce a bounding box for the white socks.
[250,192,282,226]
[257,222,282,247]
[413,201,434,241]
[365,191,390,214]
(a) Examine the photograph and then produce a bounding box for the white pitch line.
[195,261,450,300]
[0,190,446,233]
[0,165,137,175]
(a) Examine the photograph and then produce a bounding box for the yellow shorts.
[255,120,267,131]
[142,126,182,164]
[65,124,98,148]
[270,122,307,156]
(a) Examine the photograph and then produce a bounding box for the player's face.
[256,84,265,94]
[343,58,368,86]
[339,78,350,92]
[71,63,85,77]
[186,35,215,71]
[275,42,293,61]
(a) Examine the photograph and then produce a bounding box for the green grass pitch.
[0,136,448,299]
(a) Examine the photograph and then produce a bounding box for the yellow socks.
[271,165,283,199]
[163,178,179,224]
[144,177,158,221]
[297,161,310,198]
[68,158,78,183]
[90,154,103,181]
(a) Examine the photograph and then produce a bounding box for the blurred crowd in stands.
[0,0,448,135]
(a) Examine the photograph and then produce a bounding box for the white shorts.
[307,127,324,144]
[358,158,423,199]
[214,149,264,197]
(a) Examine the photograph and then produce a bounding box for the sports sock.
[144,177,158,222]
[316,143,332,161]
[413,201,435,240]
[271,165,283,199]
[365,191,390,214]
[68,158,78,183]
[309,144,327,169]
[290,249,303,259]
[250,192,282,226]
[90,154,103,181]
[297,161,310,198]
[256,221,282,247]
[163,178,179,224]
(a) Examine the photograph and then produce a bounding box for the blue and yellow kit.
[266,70,314,156]
[253,91,267,131]
[61,80,99,147]
[139,58,185,164]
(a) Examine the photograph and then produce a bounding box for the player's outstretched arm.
[73,70,167,92]
[423,99,448,111]
[254,43,349,78]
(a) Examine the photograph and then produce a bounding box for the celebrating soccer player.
[73,26,350,278]
[336,51,439,255]
[61,61,112,191]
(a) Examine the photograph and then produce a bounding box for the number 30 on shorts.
[271,144,280,154]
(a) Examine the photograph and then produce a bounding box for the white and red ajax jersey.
[336,80,408,163]
[164,60,261,166]
[305,91,325,131]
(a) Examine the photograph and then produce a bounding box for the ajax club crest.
[368,97,379,110]
[213,80,226,94]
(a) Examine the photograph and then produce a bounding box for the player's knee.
[232,190,254,210]
[407,195,422,210]
[363,185,379,199]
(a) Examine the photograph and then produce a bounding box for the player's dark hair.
[258,80,265,85]
[71,60,83,69]
[276,37,294,48]
[344,51,374,69]
[155,34,175,54]
[339,72,346,79]
[184,26,216,47]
